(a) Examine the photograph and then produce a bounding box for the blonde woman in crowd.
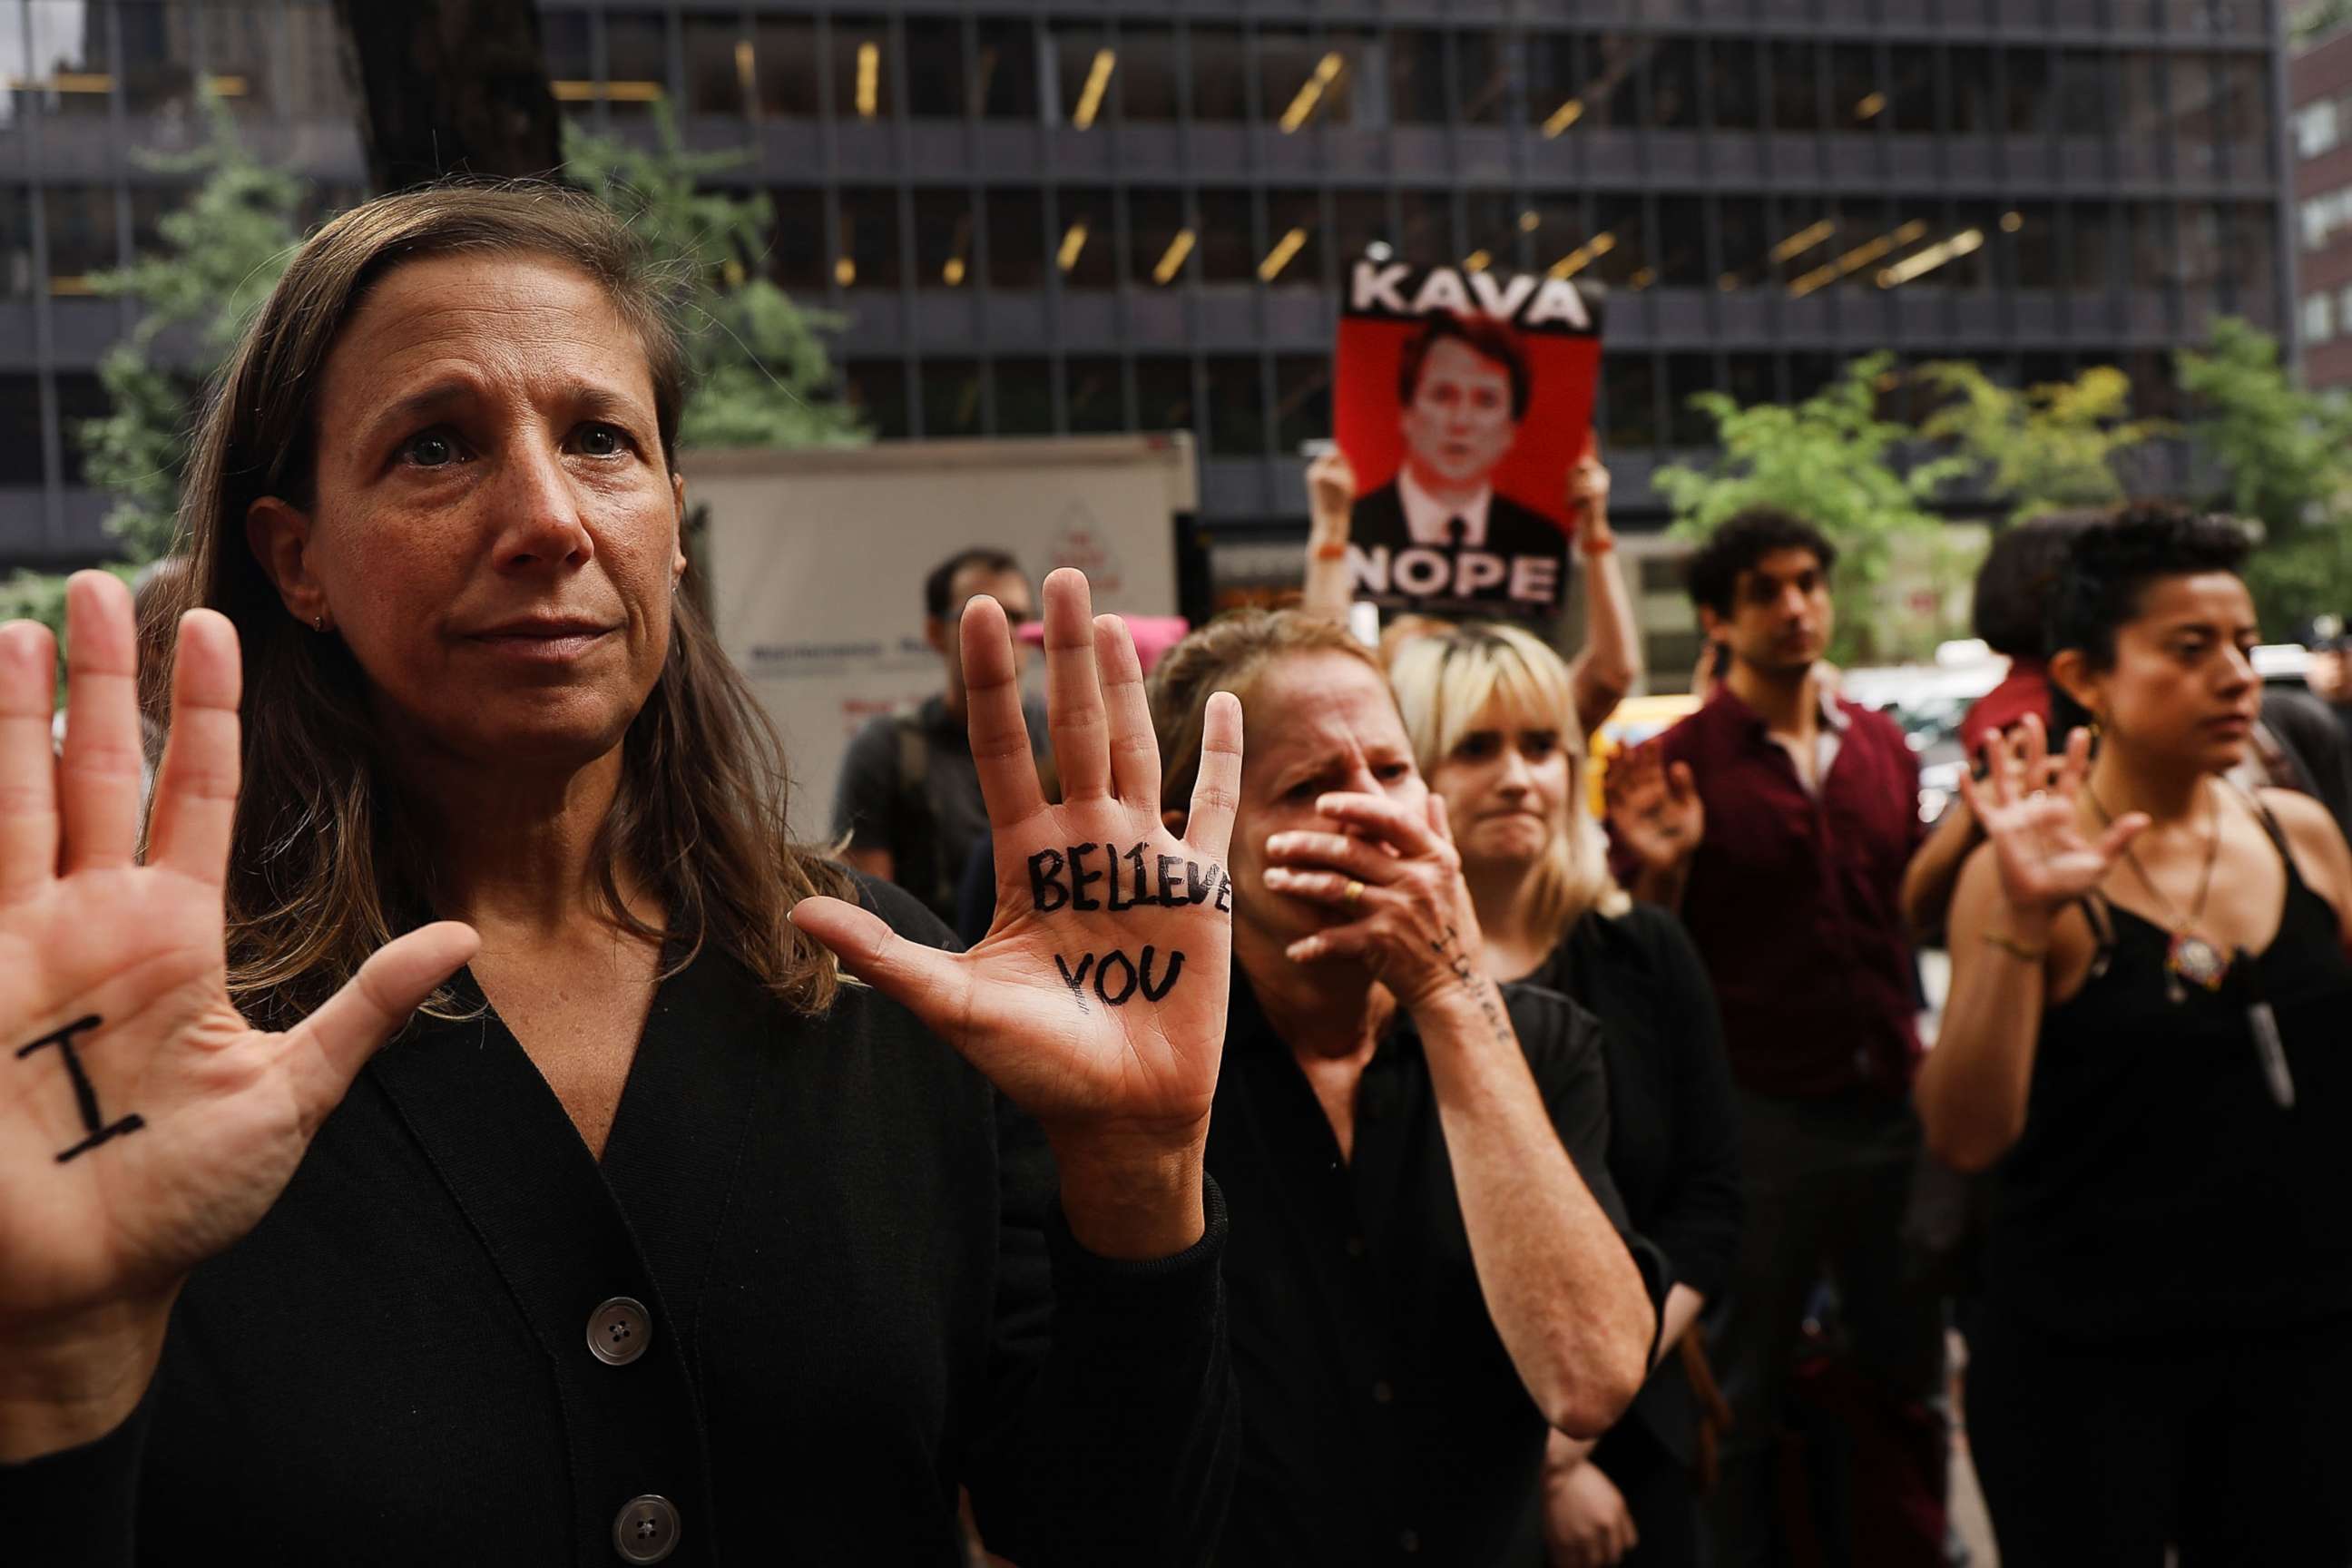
[1389,622,1740,1567]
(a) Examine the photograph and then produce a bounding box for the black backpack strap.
[890,710,956,917]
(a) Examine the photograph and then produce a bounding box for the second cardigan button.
[588,1296,652,1367]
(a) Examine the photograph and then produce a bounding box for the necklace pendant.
[2167,933,2230,997]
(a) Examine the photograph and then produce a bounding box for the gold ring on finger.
[1344,878,1366,907]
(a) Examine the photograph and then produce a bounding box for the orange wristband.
[1313,542,1348,562]
[1578,531,1616,557]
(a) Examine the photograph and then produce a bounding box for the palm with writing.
[791,570,1240,1258]
[1604,740,1703,872]
[0,577,475,1444]
[1955,712,2147,915]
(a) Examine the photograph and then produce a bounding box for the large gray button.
[613,1494,680,1563]
[588,1296,652,1367]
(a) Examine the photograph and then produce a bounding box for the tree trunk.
[330,0,562,192]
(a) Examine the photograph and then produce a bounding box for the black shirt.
[1987,813,2352,1348]
[831,693,1050,923]
[1523,905,1744,1465]
[1208,973,1666,1568]
[5,876,1236,1565]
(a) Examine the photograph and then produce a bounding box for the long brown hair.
[148,181,851,1026]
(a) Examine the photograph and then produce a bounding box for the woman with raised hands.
[0,182,1241,1566]
[1149,609,1662,1568]
[1917,507,2352,1565]
[1388,622,1739,1568]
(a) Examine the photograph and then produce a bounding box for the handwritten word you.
[1054,947,1187,1013]
[1029,843,1232,916]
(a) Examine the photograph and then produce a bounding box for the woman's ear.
[246,496,326,625]
[2047,648,2101,720]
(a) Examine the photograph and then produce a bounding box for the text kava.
[1349,260,1592,330]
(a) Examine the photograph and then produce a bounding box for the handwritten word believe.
[1028,844,1232,915]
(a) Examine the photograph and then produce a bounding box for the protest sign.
[1332,260,1602,622]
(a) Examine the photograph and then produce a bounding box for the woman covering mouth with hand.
[1387,622,1740,1568]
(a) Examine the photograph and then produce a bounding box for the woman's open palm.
[0,575,475,1331]
[793,570,1240,1146]
[1957,713,2147,916]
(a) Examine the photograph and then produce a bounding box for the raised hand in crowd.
[1952,712,2148,929]
[0,575,480,1459]
[1605,739,1704,909]
[792,568,1242,1259]
[1299,447,1358,625]
[1563,441,1641,738]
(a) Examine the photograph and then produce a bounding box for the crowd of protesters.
[4,176,2350,1568]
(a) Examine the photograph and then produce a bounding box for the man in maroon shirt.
[1616,510,1946,1567]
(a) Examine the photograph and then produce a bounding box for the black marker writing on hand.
[1049,947,1190,1013]
[15,1014,146,1163]
[1030,844,1230,916]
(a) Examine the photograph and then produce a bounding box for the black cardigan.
[1520,904,1743,1464]
[4,876,1236,1565]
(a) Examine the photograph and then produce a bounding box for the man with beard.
[1612,509,1948,1567]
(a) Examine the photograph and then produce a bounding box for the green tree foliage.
[2178,317,2352,631]
[78,98,307,562]
[1652,354,1970,662]
[1914,360,2169,524]
[562,112,863,450]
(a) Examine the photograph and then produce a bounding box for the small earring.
[313,613,326,633]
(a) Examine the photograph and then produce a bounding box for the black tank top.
[1985,798,2352,1345]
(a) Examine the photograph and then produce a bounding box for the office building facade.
[1,0,2295,658]
[2293,15,2352,387]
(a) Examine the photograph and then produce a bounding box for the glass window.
[1333,191,1393,266]
[1274,355,1333,453]
[118,0,201,118]
[682,16,750,119]
[768,188,828,292]
[1726,353,1775,409]
[54,373,108,487]
[1831,44,1880,130]
[1455,31,1508,125]
[1196,191,1254,283]
[1190,25,1246,122]
[1528,197,1594,281]
[1525,33,1583,135]
[1769,200,1837,289]
[1949,46,1995,134]
[1656,198,1707,287]
[1772,40,1820,132]
[1707,39,1761,131]
[1602,353,1658,450]
[836,188,900,289]
[2068,202,2113,292]
[2005,47,2052,134]
[1390,27,1448,125]
[0,377,45,485]
[2297,99,2337,160]
[1718,197,1769,289]
[833,19,892,123]
[1889,46,1934,133]
[2338,284,2352,334]
[1590,34,1642,129]
[25,0,113,116]
[2218,56,2265,153]
[985,189,1044,289]
[1261,190,1322,287]
[914,189,975,288]
[843,360,909,439]
[1119,27,1179,122]
[1589,195,1649,289]
[923,358,985,437]
[2007,203,2056,289]
[1463,191,1516,273]
[205,5,279,119]
[1667,355,1719,447]
[0,189,31,299]
[44,186,117,289]
[2118,52,2168,148]
[1786,353,1836,406]
[973,19,1039,121]
[603,11,669,120]
[1052,27,1112,128]
[1135,357,1196,434]
[1065,358,1127,433]
[2057,51,2105,138]
[1259,31,1354,134]
[1399,190,1452,266]
[753,21,819,119]
[2126,203,2171,289]
[1130,191,1192,286]
[995,358,1054,436]
[1204,357,1267,456]
[903,17,965,119]
[1056,188,1116,290]
[1651,39,1699,131]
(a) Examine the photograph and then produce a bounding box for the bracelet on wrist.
[1980,929,2048,964]
[1312,541,1348,562]
[1577,531,1616,557]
